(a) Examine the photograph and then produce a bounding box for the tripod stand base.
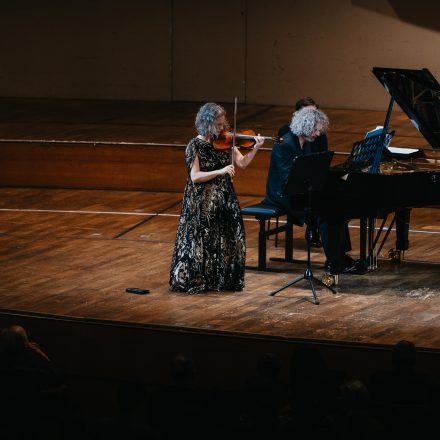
[270,268,336,305]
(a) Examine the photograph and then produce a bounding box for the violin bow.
[231,97,237,167]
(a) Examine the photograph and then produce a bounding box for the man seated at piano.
[278,97,327,248]
[264,106,358,275]
[278,96,327,147]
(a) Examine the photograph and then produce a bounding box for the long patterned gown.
[169,137,245,293]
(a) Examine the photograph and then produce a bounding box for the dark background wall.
[1,0,439,109]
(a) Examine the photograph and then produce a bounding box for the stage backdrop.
[1,0,440,110]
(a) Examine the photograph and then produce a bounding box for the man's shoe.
[341,255,359,274]
[324,260,341,275]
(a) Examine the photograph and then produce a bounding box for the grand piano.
[315,67,440,273]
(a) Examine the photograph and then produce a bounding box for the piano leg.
[387,208,411,263]
[358,217,368,273]
[396,208,411,252]
[368,217,377,270]
[359,208,411,268]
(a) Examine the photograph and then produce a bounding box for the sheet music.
[388,146,420,155]
[365,126,393,146]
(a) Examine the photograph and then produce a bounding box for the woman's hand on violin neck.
[253,134,265,150]
[220,164,235,178]
[233,134,262,170]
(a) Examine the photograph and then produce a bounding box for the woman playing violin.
[169,102,264,293]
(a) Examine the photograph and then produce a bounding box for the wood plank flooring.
[0,98,439,352]
[0,187,439,349]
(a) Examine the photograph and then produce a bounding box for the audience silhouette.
[1,324,439,440]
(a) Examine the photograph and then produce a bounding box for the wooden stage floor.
[1,187,439,350]
[0,98,439,353]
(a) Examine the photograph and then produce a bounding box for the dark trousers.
[318,217,351,266]
[281,196,351,267]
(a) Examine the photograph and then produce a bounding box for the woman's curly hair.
[195,102,227,138]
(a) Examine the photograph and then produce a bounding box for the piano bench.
[242,202,293,271]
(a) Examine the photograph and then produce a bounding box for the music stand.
[342,131,389,174]
[270,151,336,305]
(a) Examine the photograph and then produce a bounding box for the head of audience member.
[170,354,195,386]
[0,325,29,354]
[392,340,416,372]
[340,379,370,409]
[290,107,329,143]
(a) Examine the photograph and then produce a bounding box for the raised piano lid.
[372,67,440,149]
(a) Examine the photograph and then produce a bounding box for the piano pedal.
[388,248,402,263]
[322,273,339,287]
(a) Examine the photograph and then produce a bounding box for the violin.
[213,129,281,150]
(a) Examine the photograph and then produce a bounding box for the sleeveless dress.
[169,137,245,293]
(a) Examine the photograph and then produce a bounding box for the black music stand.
[342,131,388,175]
[270,151,336,305]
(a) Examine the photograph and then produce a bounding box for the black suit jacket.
[264,130,328,225]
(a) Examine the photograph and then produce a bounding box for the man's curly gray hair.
[195,102,227,138]
[289,107,329,137]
